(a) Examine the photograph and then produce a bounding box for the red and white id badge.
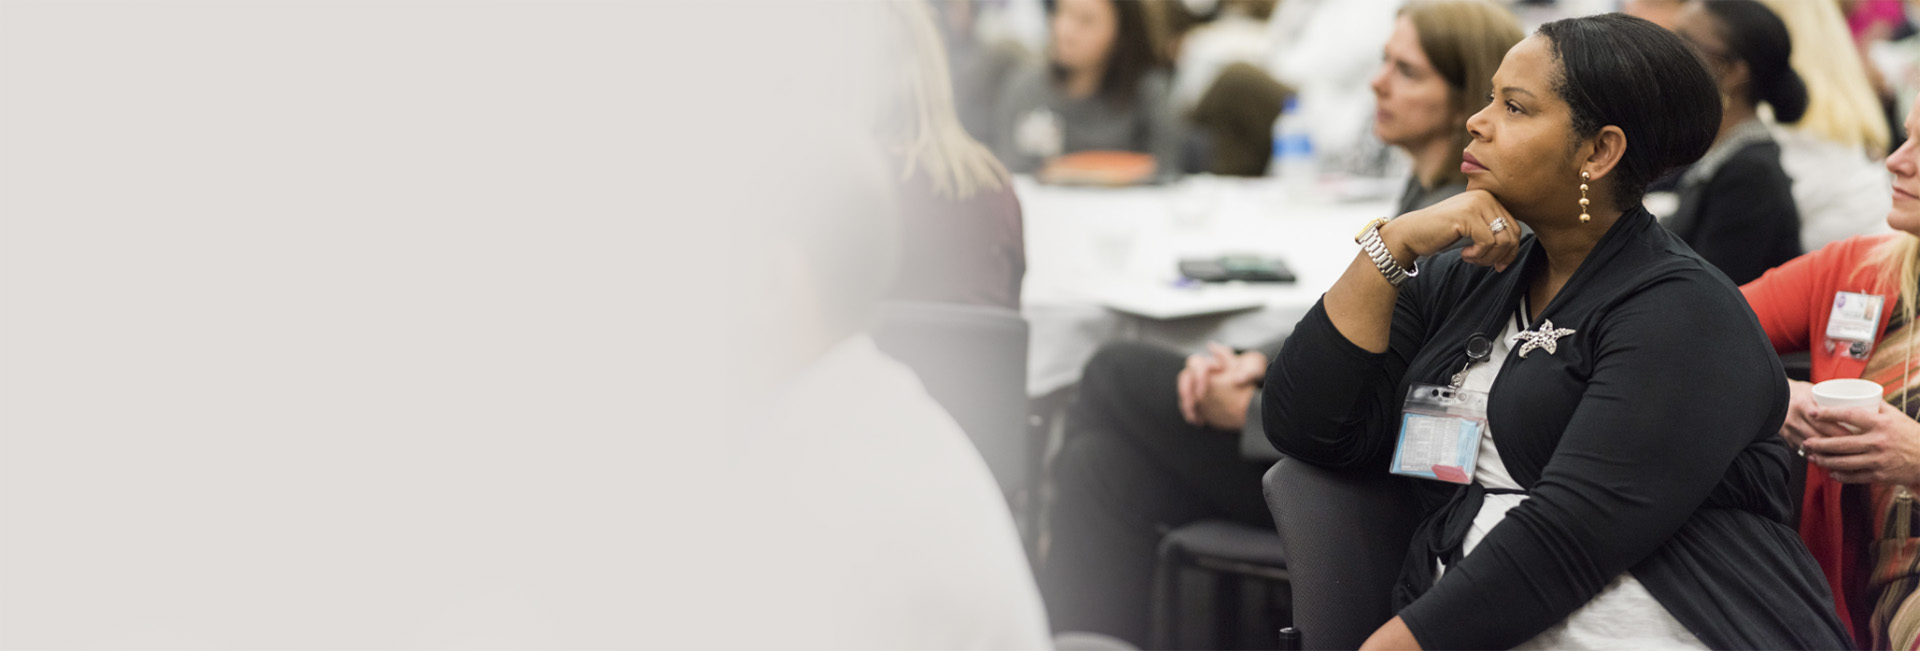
[1826,291,1885,361]
[1390,384,1489,484]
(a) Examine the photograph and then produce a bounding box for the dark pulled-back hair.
[1700,0,1808,123]
[1535,13,1721,207]
[1046,0,1162,105]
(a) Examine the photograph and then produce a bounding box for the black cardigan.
[1664,139,1803,285]
[1263,207,1850,649]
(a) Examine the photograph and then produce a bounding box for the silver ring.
[1798,445,1807,457]
[1489,218,1508,234]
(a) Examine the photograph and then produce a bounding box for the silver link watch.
[1354,217,1418,287]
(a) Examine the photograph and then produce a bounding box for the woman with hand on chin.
[1037,2,1523,647]
[1744,95,1920,650]
[1264,13,1850,650]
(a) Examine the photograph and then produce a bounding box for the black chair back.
[1263,458,1421,650]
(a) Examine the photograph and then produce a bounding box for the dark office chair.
[1152,518,1292,649]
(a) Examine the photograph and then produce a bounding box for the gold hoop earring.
[1578,171,1591,224]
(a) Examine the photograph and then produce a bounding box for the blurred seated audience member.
[1664,0,1805,285]
[1170,0,1283,176]
[1369,0,1523,213]
[1187,61,1288,176]
[989,0,1181,178]
[886,0,1026,309]
[934,0,1035,145]
[1622,0,1686,30]
[1843,0,1910,134]
[1137,0,1196,69]
[1868,0,1920,142]
[1760,0,1895,250]
[1742,91,1920,651]
[1263,0,1401,176]
[1170,0,1279,112]
[734,127,1050,648]
[1036,3,1522,646]
[1849,0,1912,43]
[1871,13,1920,126]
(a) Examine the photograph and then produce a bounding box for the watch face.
[1355,218,1386,243]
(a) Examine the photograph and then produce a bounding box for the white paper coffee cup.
[1812,378,1884,412]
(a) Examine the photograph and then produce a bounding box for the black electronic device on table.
[1178,255,1296,283]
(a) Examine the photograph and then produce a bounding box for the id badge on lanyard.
[1391,384,1488,484]
[1826,291,1885,361]
[1392,335,1494,484]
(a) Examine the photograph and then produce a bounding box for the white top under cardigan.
[1437,310,1708,650]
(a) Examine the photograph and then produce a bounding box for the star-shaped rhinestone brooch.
[1509,319,1576,358]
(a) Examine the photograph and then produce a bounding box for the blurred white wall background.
[1,1,886,648]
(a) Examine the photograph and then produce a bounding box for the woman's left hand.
[1357,616,1423,651]
[1803,401,1920,485]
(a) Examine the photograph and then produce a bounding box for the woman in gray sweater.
[988,0,1181,177]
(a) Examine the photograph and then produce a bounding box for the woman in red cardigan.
[1744,96,1920,650]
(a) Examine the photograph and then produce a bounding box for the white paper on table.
[1096,286,1268,320]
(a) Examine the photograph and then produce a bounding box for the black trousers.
[1040,342,1274,646]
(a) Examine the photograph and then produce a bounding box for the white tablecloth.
[1019,175,1397,396]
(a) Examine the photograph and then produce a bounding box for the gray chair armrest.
[1239,392,1282,461]
[1263,458,1422,650]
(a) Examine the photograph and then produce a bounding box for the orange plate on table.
[1039,151,1157,186]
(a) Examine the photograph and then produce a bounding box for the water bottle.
[1267,96,1317,196]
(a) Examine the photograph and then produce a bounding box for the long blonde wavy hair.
[1755,0,1891,155]
[1868,233,1920,328]
[1860,233,1920,414]
[882,0,1009,201]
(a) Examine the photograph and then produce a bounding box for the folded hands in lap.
[1175,342,1267,430]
